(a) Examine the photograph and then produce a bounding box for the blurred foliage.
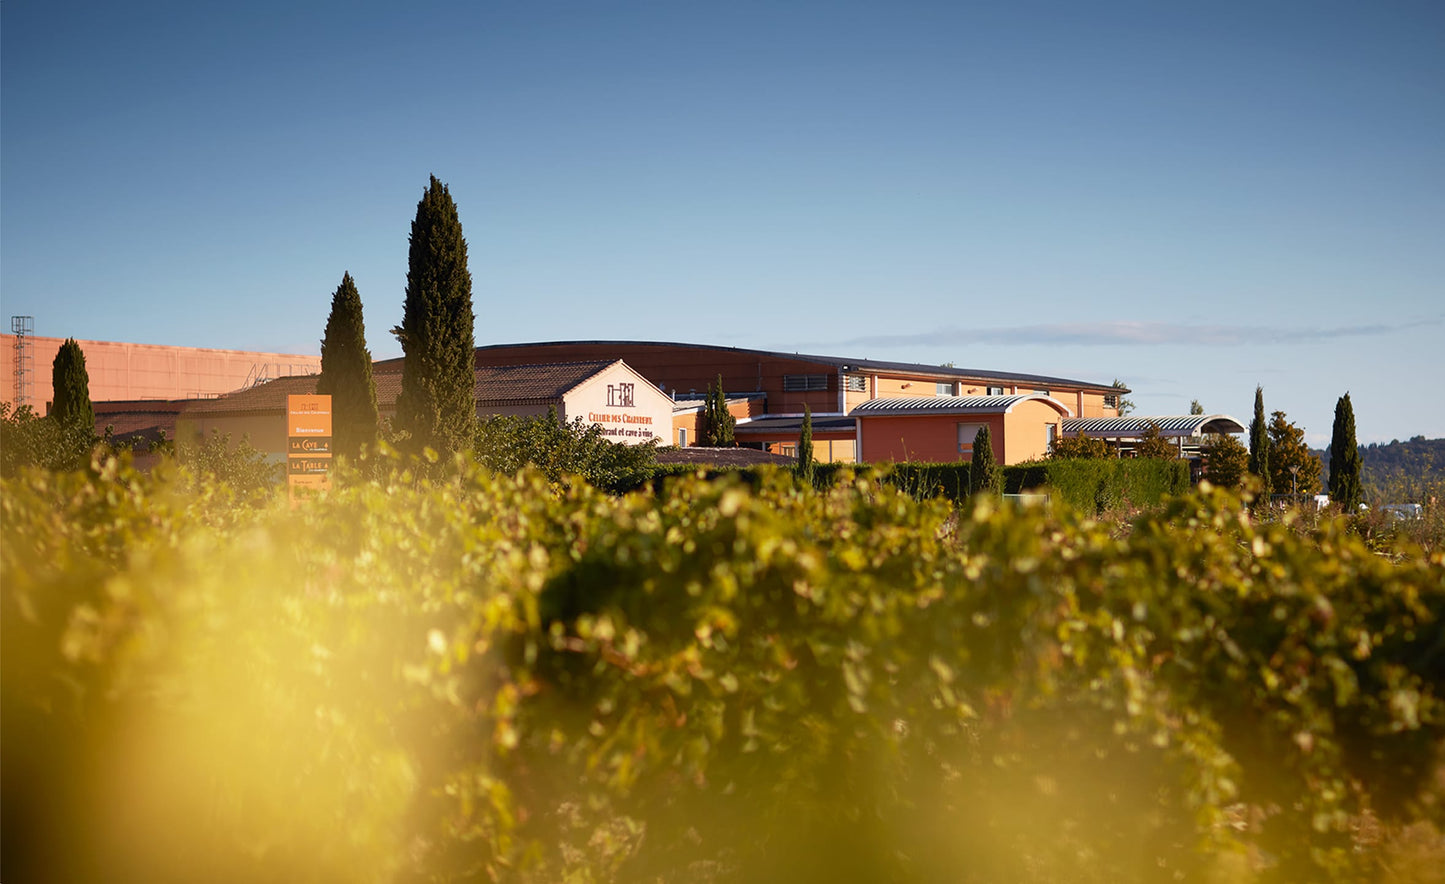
[3,453,1443,884]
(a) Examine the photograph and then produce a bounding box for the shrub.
[3,463,1441,883]
[474,411,658,493]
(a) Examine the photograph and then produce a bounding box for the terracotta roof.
[473,361,612,404]
[181,375,320,415]
[180,361,620,416]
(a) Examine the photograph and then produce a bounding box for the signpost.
[287,394,332,505]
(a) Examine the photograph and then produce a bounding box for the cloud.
[839,317,1441,349]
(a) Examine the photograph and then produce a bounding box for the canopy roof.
[850,393,1072,418]
[1062,414,1245,439]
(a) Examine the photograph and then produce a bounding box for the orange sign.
[288,394,332,505]
[288,395,333,436]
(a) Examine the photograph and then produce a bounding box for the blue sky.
[4,1,1442,444]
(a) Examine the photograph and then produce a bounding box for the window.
[1034,388,1050,397]
[843,374,867,392]
[678,427,687,446]
[936,381,957,396]
[783,374,828,392]
[607,382,635,407]
[957,422,986,455]
[986,385,1005,396]
[1047,424,1057,450]
[1103,394,1119,408]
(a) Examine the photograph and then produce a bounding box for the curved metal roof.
[851,393,1072,418]
[1062,414,1245,438]
[464,340,1122,392]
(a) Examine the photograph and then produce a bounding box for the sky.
[3,1,1442,445]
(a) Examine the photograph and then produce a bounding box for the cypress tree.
[393,175,476,459]
[702,375,734,446]
[970,425,1001,497]
[1248,385,1271,497]
[796,404,814,485]
[317,272,380,459]
[51,338,94,433]
[1328,392,1362,511]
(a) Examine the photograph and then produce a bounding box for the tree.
[392,175,476,460]
[1201,433,1248,489]
[969,425,1001,497]
[51,338,94,433]
[1328,392,1362,511]
[1267,410,1322,499]
[1189,400,1204,416]
[1134,422,1177,460]
[1050,434,1111,459]
[317,272,380,459]
[700,375,735,447]
[796,405,814,485]
[1248,386,1271,497]
[1110,379,1135,416]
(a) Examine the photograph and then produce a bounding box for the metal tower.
[11,316,34,409]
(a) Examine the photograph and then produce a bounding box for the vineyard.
[3,453,1443,883]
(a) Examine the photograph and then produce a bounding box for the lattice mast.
[11,316,34,409]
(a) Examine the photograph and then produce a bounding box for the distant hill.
[1313,436,1444,503]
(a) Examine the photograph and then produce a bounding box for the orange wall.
[859,414,1005,464]
[1,335,320,411]
[1002,400,1066,463]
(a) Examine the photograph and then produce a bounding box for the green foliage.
[317,271,381,459]
[4,460,1442,883]
[1250,385,1272,497]
[970,425,1001,497]
[1005,457,1190,514]
[0,401,96,476]
[796,405,814,484]
[1110,378,1135,416]
[1133,421,1177,460]
[1190,399,1204,415]
[474,410,658,493]
[1269,409,1323,498]
[1330,393,1363,511]
[700,375,735,447]
[1202,433,1249,489]
[392,175,476,461]
[51,337,95,432]
[177,430,283,504]
[1353,436,1445,504]
[1050,433,1112,459]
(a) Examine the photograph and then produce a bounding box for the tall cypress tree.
[1329,392,1362,511]
[317,272,380,459]
[796,404,814,485]
[51,338,94,432]
[393,175,476,459]
[702,375,734,446]
[970,425,1001,497]
[1248,385,1271,497]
